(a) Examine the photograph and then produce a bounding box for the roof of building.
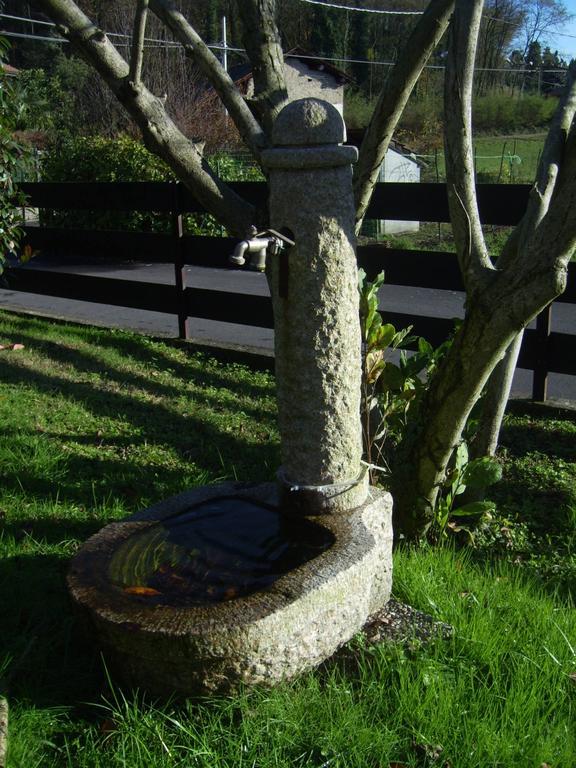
[229,47,353,89]
[346,128,427,168]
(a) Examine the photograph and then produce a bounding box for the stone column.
[262,98,368,514]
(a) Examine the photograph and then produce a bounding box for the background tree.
[29,0,576,539]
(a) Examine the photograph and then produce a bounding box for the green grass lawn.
[1,311,575,767]
[421,134,545,184]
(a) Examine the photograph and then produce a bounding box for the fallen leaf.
[123,586,162,596]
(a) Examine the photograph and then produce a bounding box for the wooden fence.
[9,180,576,402]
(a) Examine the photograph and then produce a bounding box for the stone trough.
[68,481,392,695]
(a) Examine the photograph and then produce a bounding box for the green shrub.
[41,135,174,232]
[41,136,263,235]
[473,92,556,132]
[0,37,33,275]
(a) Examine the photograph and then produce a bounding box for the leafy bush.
[41,136,262,235]
[0,37,34,276]
[358,269,449,479]
[473,92,556,132]
[358,270,500,541]
[41,135,175,232]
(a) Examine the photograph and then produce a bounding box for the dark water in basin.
[109,496,334,606]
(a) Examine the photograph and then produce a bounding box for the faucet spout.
[229,237,269,271]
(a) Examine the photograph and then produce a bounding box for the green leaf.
[391,325,413,350]
[455,441,469,473]
[461,457,503,489]
[418,337,434,356]
[377,323,397,349]
[451,501,496,517]
[379,363,404,392]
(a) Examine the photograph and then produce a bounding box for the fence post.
[532,303,552,402]
[172,183,188,340]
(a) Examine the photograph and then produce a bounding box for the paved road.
[1,258,574,402]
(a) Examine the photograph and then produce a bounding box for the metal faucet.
[229,226,295,272]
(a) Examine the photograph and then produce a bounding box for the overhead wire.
[0,11,569,74]
[298,0,576,42]
[0,13,243,52]
[300,0,423,14]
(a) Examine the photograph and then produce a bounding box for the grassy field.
[1,311,575,767]
[420,134,545,184]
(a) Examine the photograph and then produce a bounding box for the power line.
[0,12,54,27]
[286,49,567,74]
[300,0,422,14]
[0,14,568,75]
[0,29,66,44]
[0,13,243,52]
[1,28,567,74]
[298,0,576,42]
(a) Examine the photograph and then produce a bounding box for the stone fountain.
[67,98,393,696]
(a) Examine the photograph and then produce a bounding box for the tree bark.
[391,261,565,538]
[234,0,289,134]
[129,0,148,87]
[443,0,493,292]
[470,330,523,459]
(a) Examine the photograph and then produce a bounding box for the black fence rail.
[10,180,576,402]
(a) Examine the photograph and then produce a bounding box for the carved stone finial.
[272,98,346,147]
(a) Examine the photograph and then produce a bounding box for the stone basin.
[67,481,392,696]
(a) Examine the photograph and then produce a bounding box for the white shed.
[376,140,422,236]
[229,48,351,117]
[347,131,423,237]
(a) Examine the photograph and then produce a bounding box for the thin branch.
[234,0,289,134]
[527,114,576,273]
[499,61,576,275]
[353,0,454,235]
[520,61,576,248]
[444,0,493,291]
[34,0,256,236]
[149,0,268,161]
[129,0,149,87]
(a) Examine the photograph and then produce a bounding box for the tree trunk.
[470,330,523,459]
[391,305,508,537]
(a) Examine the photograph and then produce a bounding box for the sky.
[548,0,576,61]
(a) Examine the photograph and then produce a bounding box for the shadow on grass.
[0,351,280,510]
[499,423,576,462]
[0,313,275,398]
[0,546,105,708]
[0,329,275,423]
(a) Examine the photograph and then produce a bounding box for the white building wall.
[376,149,420,235]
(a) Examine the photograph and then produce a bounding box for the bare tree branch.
[35,0,256,236]
[129,0,149,87]
[353,0,454,235]
[518,62,576,261]
[234,0,289,134]
[148,0,268,161]
[444,0,493,292]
